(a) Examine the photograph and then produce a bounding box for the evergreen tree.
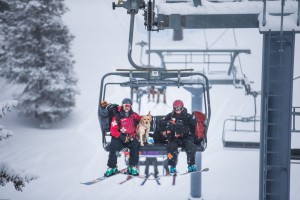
[0,0,78,127]
[0,100,17,140]
[0,100,38,191]
[0,0,9,58]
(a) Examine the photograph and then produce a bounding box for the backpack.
[193,111,207,142]
[99,102,119,134]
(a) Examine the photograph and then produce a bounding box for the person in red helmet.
[104,98,142,177]
[163,99,197,174]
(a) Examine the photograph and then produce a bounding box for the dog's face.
[140,115,152,127]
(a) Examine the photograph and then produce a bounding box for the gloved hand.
[166,133,172,142]
[100,100,108,108]
[175,120,185,135]
[118,133,129,143]
[200,139,207,151]
[167,122,175,132]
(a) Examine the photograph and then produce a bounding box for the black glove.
[167,122,175,132]
[158,119,169,132]
[118,133,129,143]
[166,133,173,142]
[175,120,185,134]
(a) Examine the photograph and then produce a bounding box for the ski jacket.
[110,106,142,139]
[164,108,196,137]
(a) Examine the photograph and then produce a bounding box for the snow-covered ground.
[0,0,299,200]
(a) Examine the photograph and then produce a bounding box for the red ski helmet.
[173,100,184,111]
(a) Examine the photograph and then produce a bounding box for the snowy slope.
[0,0,299,200]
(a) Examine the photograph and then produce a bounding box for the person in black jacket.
[164,99,197,174]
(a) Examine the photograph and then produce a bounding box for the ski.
[140,176,149,186]
[140,173,153,185]
[119,175,134,185]
[163,167,209,176]
[119,171,147,179]
[81,168,128,185]
[172,174,177,185]
[155,179,161,185]
[118,172,161,186]
[81,176,108,185]
[179,167,209,176]
[140,173,161,186]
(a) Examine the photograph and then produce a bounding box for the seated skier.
[104,98,142,177]
[157,86,166,103]
[148,86,157,102]
[163,99,198,175]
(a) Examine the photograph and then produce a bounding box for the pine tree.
[0,100,38,191]
[0,0,78,127]
[0,100,17,140]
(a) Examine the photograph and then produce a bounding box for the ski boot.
[127,166,139,176]
[188,165,197,173]
[169,166,177,175]
[104,167,118,177]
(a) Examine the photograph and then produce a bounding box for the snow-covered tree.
[0,163,38,191]
[0,100,17,140]
[0,1,9,58]
[0,100,38,191]
[0,0,78,127]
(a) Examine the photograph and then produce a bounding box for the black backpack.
[99,103,119,134]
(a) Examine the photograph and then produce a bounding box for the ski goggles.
[173,106,183,111]
[123,104,132,110]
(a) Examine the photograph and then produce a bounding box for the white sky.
[0,0,299,200]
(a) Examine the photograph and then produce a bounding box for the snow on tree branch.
[0,100,17,141]
[0,163,38,191]
[0,125,13,141]
[0,100,18,119]
[0,100,38,191]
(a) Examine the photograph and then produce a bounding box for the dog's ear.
[147,112,153,121]
[147,111,152,117]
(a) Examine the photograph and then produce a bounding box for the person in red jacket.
[104,98,142,177]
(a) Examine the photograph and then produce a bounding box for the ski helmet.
[122,98,133,105]
[173,100,184,111]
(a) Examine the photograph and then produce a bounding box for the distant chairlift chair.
[222,92,261,149]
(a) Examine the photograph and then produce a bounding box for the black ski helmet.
[122,98,133,105]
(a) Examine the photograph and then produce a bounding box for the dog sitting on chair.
[137,112,152,146]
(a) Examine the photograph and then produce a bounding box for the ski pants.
[107,137,140,168]
[167,136,196,167]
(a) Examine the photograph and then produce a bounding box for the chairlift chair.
[222,90,261,149]
[98,69,211,155]
[222,115,260,149]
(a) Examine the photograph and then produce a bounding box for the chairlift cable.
[293,76,300,80]
[207,29,228,49]
[203,29,209,49]
[232,29,245,76]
